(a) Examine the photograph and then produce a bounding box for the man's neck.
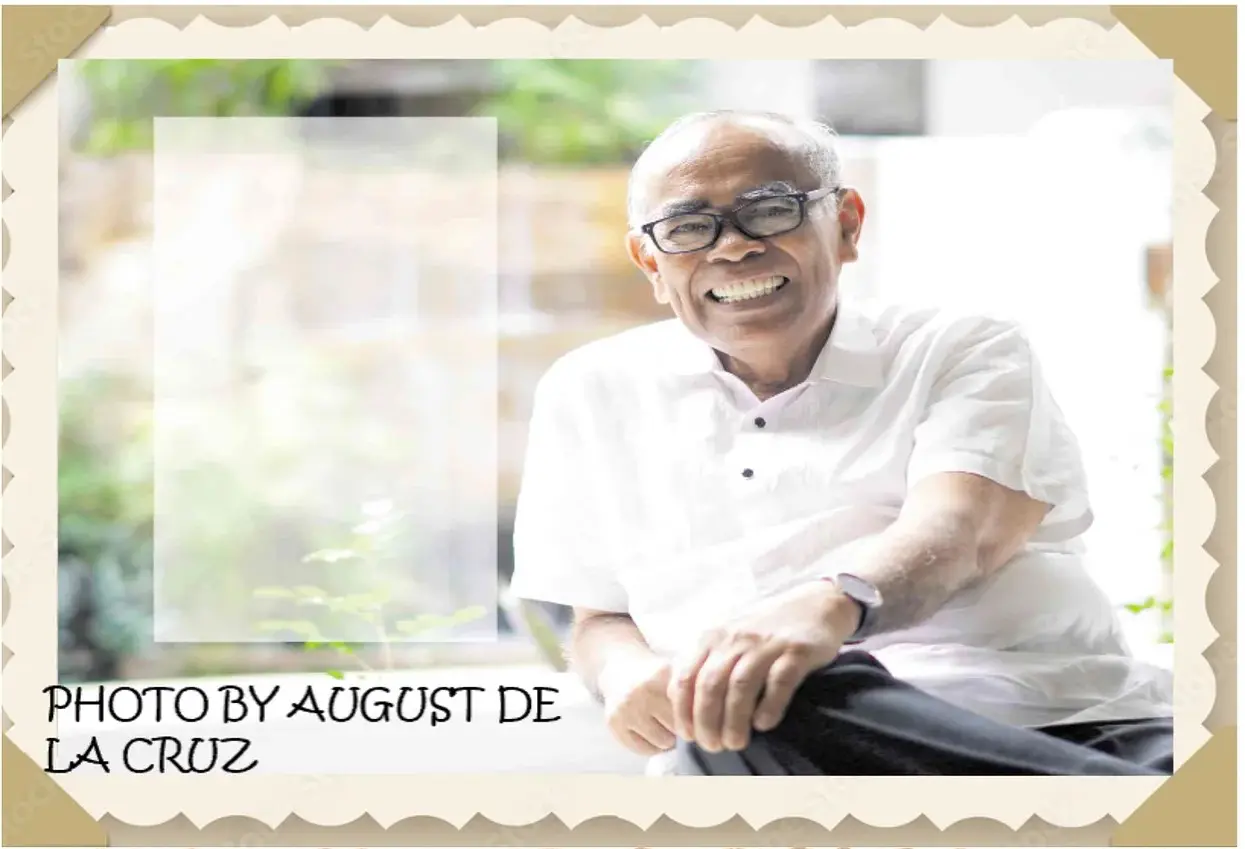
[718,312,837,401]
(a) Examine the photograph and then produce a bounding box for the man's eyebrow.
[652,181,798,219]
[655,197,711,218]
[736,181,798,202]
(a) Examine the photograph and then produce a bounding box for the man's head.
[625,111,865,358]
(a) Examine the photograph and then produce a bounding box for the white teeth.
[711,276,787,304]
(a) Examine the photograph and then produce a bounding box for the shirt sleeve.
[906,317,1094,543]
[508,359,630,612]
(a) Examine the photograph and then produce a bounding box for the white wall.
[699,60,819,116]
[926,60,1173,136]
[687,59,1174,140]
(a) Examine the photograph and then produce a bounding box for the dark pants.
[675,651,1173,776]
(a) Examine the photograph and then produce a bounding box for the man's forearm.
[842,511,984,637]
[822,473,1048,639]
[568,611,659,702]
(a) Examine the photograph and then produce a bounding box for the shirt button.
[741,468,755,479]
[754,417,766,428]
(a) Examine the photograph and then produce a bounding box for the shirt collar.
[667,299,885,389]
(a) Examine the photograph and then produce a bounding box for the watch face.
[837,573,882,607]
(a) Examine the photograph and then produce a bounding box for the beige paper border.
[0,7,1234,847]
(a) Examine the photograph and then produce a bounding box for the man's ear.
[625,230,671,304]
[836,188,867,264]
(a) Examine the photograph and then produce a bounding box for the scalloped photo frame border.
[0,5,1236,847]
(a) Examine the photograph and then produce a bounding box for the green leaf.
[303,549,359,564]
[394,605,487,636]
[326,669,345,680]
[294,585,328,600]
[337,589,390,610]
[451,605,488,624]
[395,615,445,635]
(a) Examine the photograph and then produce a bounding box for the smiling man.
[510,110,1174,776]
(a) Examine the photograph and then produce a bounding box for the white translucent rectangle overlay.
[152,117,499,644]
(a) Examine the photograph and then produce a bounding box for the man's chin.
[705,299,803,336]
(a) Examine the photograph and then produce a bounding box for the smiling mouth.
[707,275,790,304]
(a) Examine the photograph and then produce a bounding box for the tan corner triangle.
[1,5,111,119]
[1110,726,1237,846]
[1111,5,1237,120]
[2,736,108,847]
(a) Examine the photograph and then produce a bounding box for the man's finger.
[652,693,677,735]
[636,715,677,751]
[693,649,744,752]
[752,654,808,732]
[668,642,713,740]
[621,729,663,756]
[721,648,781,751]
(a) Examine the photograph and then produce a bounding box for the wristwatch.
[823,572,883,644]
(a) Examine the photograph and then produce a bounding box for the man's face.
[626,121,864,351]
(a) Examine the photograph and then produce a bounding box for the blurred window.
[813,60,928,135]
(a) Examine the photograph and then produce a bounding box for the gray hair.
[626,110,844,228]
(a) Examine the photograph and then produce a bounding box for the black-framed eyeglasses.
[640,186,840,255]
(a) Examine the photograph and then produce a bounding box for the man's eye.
[750,201,796,218]
[670,221,710,235]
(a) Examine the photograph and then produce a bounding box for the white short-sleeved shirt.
[510,298,1173,740]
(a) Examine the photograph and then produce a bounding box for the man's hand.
[668,581,860,753]
[599,652,678,756]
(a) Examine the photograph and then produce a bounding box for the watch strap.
[823,573,879,643]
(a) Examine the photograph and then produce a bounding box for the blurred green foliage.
[74,58,693,164]
[1157,363,1173,644]
[252,500,488,679]
[476,60,692,164]
[58,372,489,680]
[75,59,337,154]
[1124,362,1173,644]
[58,374,154,681]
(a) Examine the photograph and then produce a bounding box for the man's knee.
[778,650,890,718]
[671,653,891,776]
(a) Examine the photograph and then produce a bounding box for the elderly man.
[510,110,1173,776]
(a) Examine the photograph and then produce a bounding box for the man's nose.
[708,223,765,261]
